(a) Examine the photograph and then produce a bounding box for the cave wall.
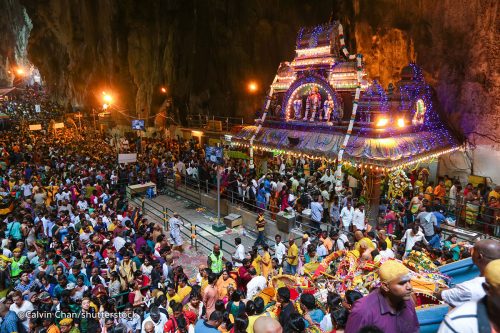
[350,0,499,149]
[0,0,31,86]
[4,0,498,154]
[20,0,340,122]
[347,0,499,181]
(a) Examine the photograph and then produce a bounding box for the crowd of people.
[0,90,498,333]
[1,85,66,123]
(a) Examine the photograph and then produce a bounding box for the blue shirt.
[304,308,325,327]
[428,234,442,249]
[194,320,220,333]
[6,221,22,240]
[433,211,446,227]
[0,311,19,333]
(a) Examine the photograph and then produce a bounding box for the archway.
[281,74,343,122]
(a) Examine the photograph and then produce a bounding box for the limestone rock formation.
[0,0,31,86]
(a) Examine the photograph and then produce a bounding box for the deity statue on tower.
[303,86,321,122]
[293,98,303,119]
[322,95,334,122]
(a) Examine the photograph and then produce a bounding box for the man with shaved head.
[436,239,500,307]
[253,316,282,333]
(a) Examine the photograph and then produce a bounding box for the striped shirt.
[438,301,480,333]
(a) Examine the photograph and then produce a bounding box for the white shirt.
[320,314,334,332]
[437,300,480,333]
[10,300,34,331]
[340,207,354,227]
[233,244,245,267]
[113,236,126,252]
[320,174,335,186]
[449,185,458,204]
[352,208,366,230]
[401,229,428,253]
[246,276,267,300]
[141,313,168,333]
[380,249,395,260]
[275,242,287,264]
[77,200,88,210]
[21,183,33,197]
[316,244,328,258]
[120,313,142,333]
[441,276,486,307]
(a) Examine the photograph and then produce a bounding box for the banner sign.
[118,153,137,164]
[29,124,42,131]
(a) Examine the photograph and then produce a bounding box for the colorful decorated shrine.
[232,21,461,172]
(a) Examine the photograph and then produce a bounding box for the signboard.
[35,105,41,113]
[132,119,145,130]
[118,153,137,164]
[53,122,64,129]
[205,146,223,165]
[29,124,42,131]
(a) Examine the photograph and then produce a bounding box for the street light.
[102,92,113,103]
[160,87,167,94]
[247,81,258,93]
[75,113,82,130]
[376,117,389,127]
[397,118,406,128]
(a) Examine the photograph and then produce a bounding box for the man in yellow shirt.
[378,229,392,250]
[254,212,267,247]
[285,236,299,275]
[489,186,500,201]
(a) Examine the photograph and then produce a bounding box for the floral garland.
[387,169,413,198]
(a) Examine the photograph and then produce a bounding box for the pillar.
[366,170,383,226]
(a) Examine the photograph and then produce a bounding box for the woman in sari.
[216,270,236,300]
[251,247,262,276]
[280,186,289,211]
[260,245,272,280]
[269,190,279,220]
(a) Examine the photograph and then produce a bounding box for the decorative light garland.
[338,23,357,60]
[335,54,363,192]
[296,46,331,57]
[232,140,462,172]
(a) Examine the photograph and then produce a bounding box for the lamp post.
[75,113,82,130]
[212,164,226,232]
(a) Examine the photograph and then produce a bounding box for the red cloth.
[237,266,252,292]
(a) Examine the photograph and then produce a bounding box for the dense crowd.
[0,92,498,333]
[0,85,65,123]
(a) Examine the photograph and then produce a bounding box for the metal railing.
[130,193,306,259]
[130,196,239,256]
[158,175,500,240]
[163,175,326,235]
[111,285,151,310]
[186,114,245,132]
